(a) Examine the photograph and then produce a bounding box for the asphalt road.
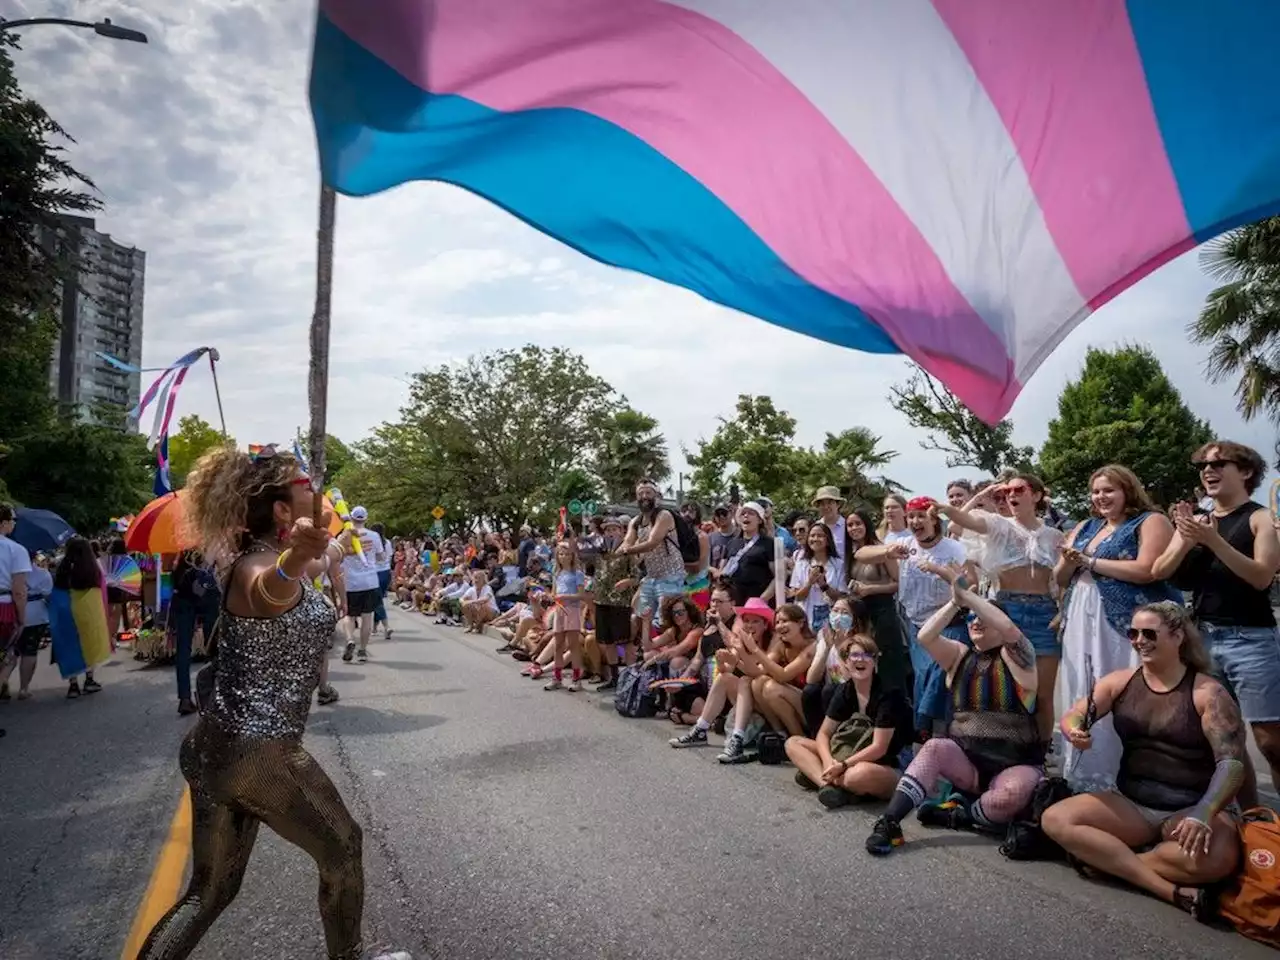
[0,607,1272,960]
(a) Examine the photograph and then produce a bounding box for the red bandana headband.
[905,496,936,512]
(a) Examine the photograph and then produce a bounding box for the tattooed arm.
[1189,677,1247,824]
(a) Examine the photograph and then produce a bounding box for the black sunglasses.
[1192,458,1236,472]
[1127,627,1160,642]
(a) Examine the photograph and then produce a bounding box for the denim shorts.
[1202,622,1280,723]
[634,574,686,619]
[996,591,1059,656]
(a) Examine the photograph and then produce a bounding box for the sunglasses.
[1192,458,1236,472]
[843,652,876,664]
[1127,627,1161,642]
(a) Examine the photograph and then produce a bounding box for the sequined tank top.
[205,560,338,740]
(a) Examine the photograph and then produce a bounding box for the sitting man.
[1042,601,1243,921]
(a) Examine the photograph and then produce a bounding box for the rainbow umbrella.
[125,490,343,554]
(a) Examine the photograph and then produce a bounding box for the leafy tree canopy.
[594,407,670,502]
[167,414,231,487]
[1038,345,1213,516]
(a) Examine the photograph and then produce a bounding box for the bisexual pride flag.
[310,1,1280,422]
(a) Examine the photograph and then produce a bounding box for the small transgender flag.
[154,435,172,496]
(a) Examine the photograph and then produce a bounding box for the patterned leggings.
[888,737,1042,826]
[137,726,365,960]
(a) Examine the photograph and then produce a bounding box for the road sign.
[432,519,444,536]
[568,499,583,515]
[431,505,445,520]
[583,500,597,516]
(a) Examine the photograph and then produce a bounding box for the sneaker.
[670,727,709,748]
[495,644,514,654]
[0,683,9,701]
[317,685,340,706]
[594,676,617,693]
[817,786,851,809]
[794,770,819,791]
[357,648,369,663]
[565,679,582,692]
[865,817,904,856]
[917,797,969,830]
[543,678,564,691]
[16,690,32,701]
[717,732,747,763]
[178,699,198,716]
[83,679,102,694]
[67,681,81,700]
[343,641,356,662]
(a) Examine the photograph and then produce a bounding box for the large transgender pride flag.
[309,1,1280,422]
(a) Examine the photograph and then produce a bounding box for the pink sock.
[553,667,563,682]
[572,668,582,682]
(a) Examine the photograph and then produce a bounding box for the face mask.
[830,612,854,634]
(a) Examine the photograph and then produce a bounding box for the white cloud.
[12,0,1274,501]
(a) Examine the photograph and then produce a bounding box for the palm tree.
[594,407,671,502]
[820,427,902,505]
[1192,216,1280,422]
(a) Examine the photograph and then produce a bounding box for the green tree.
[1192,216,1280,423]
[0,42,100,448]
[889,367,1035,476]
[808,427,904,507]
[345,346,620,531]
[301,433,354,485]
[594,407,670,502]
[1,417,151,531]
[167,414,231,486]
[1038,345,1213,516]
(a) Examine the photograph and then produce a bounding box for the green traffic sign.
[583,500,597,516]
[568,499,583,515]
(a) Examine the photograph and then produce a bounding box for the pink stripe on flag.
[320,0,1016,414]
[932,0,1191,310]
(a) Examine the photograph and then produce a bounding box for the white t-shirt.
[461,584,497,613]
[789,555,843,628]
[898,537,968,626]
[24,566,54,626]
[374,535,392,573]
[0,536,32,604]
[341,528,383,592]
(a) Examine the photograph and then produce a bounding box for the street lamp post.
[0,17,149,43]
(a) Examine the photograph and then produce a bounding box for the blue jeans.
[1203,622,1280,723]
[373,569,392,624]
[996,590,1060,656]
[634,574,686,620]
[171,593,220,702]
[902,608,971,732]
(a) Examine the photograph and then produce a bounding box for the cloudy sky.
[13,1,1273,497]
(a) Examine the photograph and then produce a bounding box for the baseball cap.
[351,506,368,521]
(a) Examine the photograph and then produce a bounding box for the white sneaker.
[565,679,582,692]
[543,678,564,691]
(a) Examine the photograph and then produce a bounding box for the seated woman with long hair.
[750,603,818,737]
[865,562,1044,856]
[641,594,705,680]
[786,634,912,809]
[801,597,869,736]
[668,597,775,759]
[1042,601,1244,921]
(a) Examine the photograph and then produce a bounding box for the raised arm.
[934,500,990,535]
[1151,502,1199,582]
[1060,668,1129,743]
[914,597,968,676]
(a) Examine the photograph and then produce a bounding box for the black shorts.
[17,624,48,657]
[347,588,381,619]
[595,604,632,645]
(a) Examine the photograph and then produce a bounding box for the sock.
[553,666,563,682]
[572,668,582,682]
[731,724,746,738]
[885,775,927,823]
[970,798,996,830]
[694,718,711,732]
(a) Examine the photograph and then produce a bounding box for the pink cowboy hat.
[734,596,775,625]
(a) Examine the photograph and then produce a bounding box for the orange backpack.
[1219,807,1280,947]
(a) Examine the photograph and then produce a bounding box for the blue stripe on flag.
[309,14,898,358]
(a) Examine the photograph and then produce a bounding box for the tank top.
[206,550,338,740]
[948,649,1042,775]
[1180,501,1274,627]
[636,511,686,580]
[1112,667,1216,811]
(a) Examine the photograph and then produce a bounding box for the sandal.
[1173,886,1213,924]
[668,708,694,726]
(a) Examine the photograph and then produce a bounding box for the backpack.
[1219,807,1280,947]
[615,662,667,718]
[664,510,701,565]
[829,713,876,763]
[998,776,1074,861]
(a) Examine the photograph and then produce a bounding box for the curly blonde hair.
[183,445,302,563]
[1134,601,1210,674]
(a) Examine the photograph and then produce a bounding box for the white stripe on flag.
[665,0,1087,377]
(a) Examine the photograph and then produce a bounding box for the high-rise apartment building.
[40,215,146,428]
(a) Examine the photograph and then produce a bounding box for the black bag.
[999,776,1074,861]
[756,730,787,765]
[615,663,666,718]
[664,510,702,565]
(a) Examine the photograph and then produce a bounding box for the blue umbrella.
[11,509,76,554]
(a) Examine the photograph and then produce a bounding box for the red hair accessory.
[906,496,936,512]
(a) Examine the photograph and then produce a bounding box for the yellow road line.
[121,785,192,960]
